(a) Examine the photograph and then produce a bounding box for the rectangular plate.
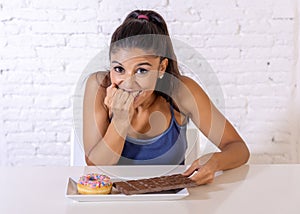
[66,177,189,202]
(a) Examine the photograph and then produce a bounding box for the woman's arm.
[83,73,131,165]
[176,76,250,184]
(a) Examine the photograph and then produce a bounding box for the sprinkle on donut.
[78,173,112,188]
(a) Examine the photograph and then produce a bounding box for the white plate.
[66,177,189,202]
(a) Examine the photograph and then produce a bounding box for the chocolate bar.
[113,174,198,195]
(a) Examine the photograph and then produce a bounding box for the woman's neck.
[135,93,158,113]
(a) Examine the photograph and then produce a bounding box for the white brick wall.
[0,0,299,166]
[295,0,300,163]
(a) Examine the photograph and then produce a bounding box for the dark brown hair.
[103,10,181,107]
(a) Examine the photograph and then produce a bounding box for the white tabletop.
[0,164,299,214]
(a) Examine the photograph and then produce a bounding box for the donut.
[77,173,112,194]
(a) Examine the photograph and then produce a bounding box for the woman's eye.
[113,66,124,73]
[136,68,149,75]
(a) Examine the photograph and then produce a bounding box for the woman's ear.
[159,58,168,78]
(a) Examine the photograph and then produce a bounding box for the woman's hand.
[104,83,135,136]
[104,83,118,118]
[183,153,219,185]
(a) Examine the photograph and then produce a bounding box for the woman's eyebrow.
[111,61,152,67]
[111,61,122,65]
[136,62,152,67]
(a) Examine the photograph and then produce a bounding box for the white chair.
[70,129,86,166]
[185,128,201,165]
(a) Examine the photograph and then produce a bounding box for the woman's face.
[110,48,168,107]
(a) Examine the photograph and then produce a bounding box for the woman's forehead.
[110,48,159,63]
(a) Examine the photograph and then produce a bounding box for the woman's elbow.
[85,156,96,166]
[242,144,250,164]
[84,155,119,166]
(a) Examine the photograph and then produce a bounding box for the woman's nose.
[115,70,134,83]
[119,75,139,90]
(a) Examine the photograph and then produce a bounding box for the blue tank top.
[117,106,188,165]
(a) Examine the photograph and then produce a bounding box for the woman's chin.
[133,96,141,108]
[133,91,145,107]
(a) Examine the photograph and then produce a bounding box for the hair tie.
[137,14,149,21]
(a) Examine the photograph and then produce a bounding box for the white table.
[0,165,299,214]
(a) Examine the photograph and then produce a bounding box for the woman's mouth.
[132,90,143,99]
[118,87,143,99]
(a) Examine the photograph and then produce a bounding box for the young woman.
[83,10,249,185]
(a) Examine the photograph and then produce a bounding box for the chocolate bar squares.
[113,174,197,195]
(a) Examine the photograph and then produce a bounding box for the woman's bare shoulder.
[84,72,109,107]
[85,72,109,93]
[175,75,209,114]
[177,75,207,97]
[86,71,109,87]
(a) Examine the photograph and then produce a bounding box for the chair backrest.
[70,129,86,166]
[185,128,201,165]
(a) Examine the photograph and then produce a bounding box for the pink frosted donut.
[77,173,112,194]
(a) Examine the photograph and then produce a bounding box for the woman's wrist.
[110,118,129,138]
[211,141,249,172]
[199,152,221,172]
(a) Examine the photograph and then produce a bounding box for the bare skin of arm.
[83,73,134,165]
[176,76,250,184]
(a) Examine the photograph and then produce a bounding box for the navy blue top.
[117,106,188,165]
